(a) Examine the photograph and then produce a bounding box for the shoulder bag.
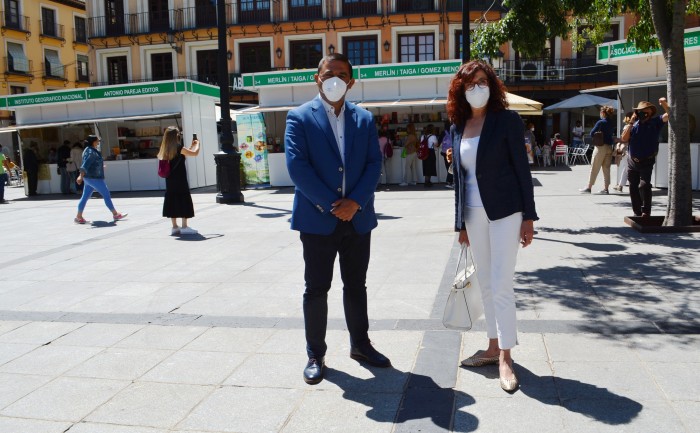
[442,245,484,331]
[592,131,604,147]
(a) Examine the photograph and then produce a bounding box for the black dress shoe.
[303,357,325,385]
[350,342,391,368]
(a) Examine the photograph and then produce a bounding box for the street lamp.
[214,0,244,204]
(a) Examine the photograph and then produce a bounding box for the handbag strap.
[454,245,476,280]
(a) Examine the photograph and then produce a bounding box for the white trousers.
[464,205,522,349]
[617,156,629,187]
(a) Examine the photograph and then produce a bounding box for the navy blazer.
[285,96,382,235]
[453,109,539,231]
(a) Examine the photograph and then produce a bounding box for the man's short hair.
[317,53,353,76]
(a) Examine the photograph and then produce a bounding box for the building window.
[77,54,89,82]
[105,0,125,35]
[10,85,26,94]
[44,49,63,77]
[239,0,270,24]
[196,49,218,84]
[4,0,20,28]
[342,0,377,17]
[6,42,28,73]
[74,16,87,43]
[288,0,322,21]
[396,0,433,13]
[195,0,217,28]
[151,52,174,81]
[399,33,434,63]
[107,56,128,84]
[289,39,322,69]
[149,0,169,33]
[239,42,271,73]
[41,7,57,37]
[343,36,377,66]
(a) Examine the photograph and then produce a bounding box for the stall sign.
[357,60,461,80]
[598,27,700,62]
[243,70,317,88]
[188,81,219,98]
[87,82,177,100]
[7,89,86,107]
[0,97,6,109]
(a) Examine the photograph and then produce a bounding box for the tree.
[473,0,699,226]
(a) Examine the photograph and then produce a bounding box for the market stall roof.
[234,93,543,115]
[582,77,700,93]
[0,112,181,133]
[544,94,618,112]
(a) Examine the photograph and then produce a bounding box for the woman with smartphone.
[157,127,200,235]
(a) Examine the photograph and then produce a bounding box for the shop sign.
[87,82,176,100]
[243,70,318,88]
[358,61,461,80]
[598,27,700,61]
[7,89,86,107]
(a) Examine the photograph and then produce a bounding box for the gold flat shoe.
[499,365,519,392]
[460,352,499,367]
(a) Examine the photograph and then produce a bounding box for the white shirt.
[320,95,346,196]
[459,136,483,207]
[421,134,439,149]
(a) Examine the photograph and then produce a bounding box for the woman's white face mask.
[464,85,490,109]
[320,77,348,103]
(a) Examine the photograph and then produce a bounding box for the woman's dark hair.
[85,135,99,147]
[447,60,508,128]
[318,53,353,76]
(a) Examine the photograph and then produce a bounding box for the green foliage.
[471,0,697,58]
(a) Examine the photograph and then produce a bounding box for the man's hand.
[331,198,360,221]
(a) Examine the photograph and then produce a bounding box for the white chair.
[569,144,590,165]
[554,144,568,166]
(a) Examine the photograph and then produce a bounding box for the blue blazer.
[453,109,539,231]
[285,96,382,235]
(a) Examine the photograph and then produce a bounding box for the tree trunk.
[650,0,693,226]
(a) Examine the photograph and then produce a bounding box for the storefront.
[0,79,221,193]
[586,27,700,190]
[239,60,542,187]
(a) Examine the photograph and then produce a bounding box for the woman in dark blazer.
[447,60,538,392]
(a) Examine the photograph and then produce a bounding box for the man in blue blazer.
[285,53,390,385]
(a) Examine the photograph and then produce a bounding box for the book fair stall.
[0,79,220,193]
[238,59,542,187]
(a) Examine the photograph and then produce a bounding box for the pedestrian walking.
[158,126,200,235]
[399,123,418,186]
[285,53,390,385]
[74,135,127,224]
[580,106,615,194]
[447,60,538,392]
[57,140,72,194]
[619,99,670,217]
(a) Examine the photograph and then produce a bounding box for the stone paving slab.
[0,164,698,432]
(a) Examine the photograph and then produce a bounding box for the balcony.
[73,28,88,44]
[498,58,617,86]
[39,20,65,41]
[1,13,30,34]
[395,0,435,13]
[341,0,379,17]
[76,65,90,83]
[176,5,218,30]
[43,62,66,80]
[4,57,33,76]
[287,0,322,21]
[445,0,508,12]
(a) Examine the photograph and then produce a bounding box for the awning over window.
[7,43,28,72]
[44,50,63,77]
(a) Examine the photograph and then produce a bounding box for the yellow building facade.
[1,0,90,126]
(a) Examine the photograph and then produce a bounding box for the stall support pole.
[215,0,243,204]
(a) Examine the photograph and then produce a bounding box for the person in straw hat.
[619,98,669,217]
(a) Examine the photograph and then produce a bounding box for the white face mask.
[321,77,348,103]
[464,85,490,109]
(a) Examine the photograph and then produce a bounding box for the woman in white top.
[447,60,538,393]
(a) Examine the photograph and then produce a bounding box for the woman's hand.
[520,220,534,247]
[76,174,83,185]
[458,229,469,246]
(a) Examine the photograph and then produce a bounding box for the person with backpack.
[440,121,454,187]
[420,124,438,187]
[399,123,418,186]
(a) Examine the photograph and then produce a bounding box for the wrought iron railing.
[76,65,90,82]
[43,62,65,79]
[1,13,30,32]
[4,57,32,75]
[39,20,65,40]
[73,27,88,44]
[340,0,379,17]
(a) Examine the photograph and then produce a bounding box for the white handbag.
[442,245,484,331]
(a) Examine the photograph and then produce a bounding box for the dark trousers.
[627,157,655,216]
[300,221,371,359]
[59,167,71,194]
[26,168,38,195]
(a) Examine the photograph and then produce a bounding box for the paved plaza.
[0,162,698,433]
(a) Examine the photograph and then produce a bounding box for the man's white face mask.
[321,77,348,103]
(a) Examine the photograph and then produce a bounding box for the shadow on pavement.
[324,367,478,432]
[461,364,642,426]
[174,233,224,241]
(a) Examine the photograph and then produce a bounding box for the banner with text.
[236,113,270,186]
